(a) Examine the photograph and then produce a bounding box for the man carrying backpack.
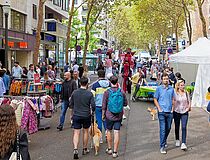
[102,76,128,158]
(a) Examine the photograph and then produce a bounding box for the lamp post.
[3,2,11,70]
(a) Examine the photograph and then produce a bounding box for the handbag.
[9,129,22,160]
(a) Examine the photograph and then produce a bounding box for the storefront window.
[0,6,3,27]
[11,10,26,32]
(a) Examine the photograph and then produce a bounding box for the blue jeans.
[158,112,173,148]
[59,100,69,126]
[173,111,188,144]
[95,107,106,132]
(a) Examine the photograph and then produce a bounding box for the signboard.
[34,73,40,84]
[167,48,173,54]
[76,45,81,51]
[97,48,102,54]
[18,42,28,48]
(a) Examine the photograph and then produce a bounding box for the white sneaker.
[112,152,119,158]
[124,105,131,111]
[181,143,187,150]
[123,114,127,120]
[160,147,167,154]
[175,140,180,147]
[106,148,113,155]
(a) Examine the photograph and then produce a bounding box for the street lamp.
[3,2,11,70]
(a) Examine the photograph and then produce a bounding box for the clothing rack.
[1,93,51,131]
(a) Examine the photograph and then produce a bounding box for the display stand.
[27,83,50,130]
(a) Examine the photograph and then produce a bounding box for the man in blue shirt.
[154,72,175,154]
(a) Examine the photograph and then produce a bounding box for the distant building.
[0,0,69,69]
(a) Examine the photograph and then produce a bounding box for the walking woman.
[174,79,191,150]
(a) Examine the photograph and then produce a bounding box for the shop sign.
[34,73,40,83]
[3,40,15,48]
[45,34,56,42]
[18,42,28,48]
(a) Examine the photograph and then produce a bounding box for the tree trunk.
[34,0,46,65]
[196,0,207,38]
[182,1,192,45]
[65,0,75,64]
[82,0,94,67]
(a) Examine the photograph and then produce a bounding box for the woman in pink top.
[174,79,191,150]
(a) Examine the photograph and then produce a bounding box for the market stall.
[170,37,210,107]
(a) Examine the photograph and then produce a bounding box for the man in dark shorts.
[102,76,128,158]
[70,77,95,159]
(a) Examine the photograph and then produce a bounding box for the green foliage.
[109,0,188,50]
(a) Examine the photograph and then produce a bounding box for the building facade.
[0,0,69,70]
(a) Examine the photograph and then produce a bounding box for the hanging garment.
[10,100,24,127]
[21,100,38,134]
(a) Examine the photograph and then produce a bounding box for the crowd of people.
[0,50,202,160]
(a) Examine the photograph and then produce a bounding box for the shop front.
[0,28,35,70]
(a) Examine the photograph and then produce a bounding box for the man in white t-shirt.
[73,62,79,72]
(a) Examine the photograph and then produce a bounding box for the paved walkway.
[125,100,210,160]
[29,74,210,160]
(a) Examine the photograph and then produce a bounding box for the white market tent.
[170,37,210,107]
[140,51,151,58]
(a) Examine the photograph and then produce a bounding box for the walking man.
[91,70,110,143]
[70,77,95,159]
[102,76,128,158]
[154,72,175,154]
[57,72,77,131]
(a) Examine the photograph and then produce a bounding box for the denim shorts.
[106,119,122,131]
[73,115,91,129]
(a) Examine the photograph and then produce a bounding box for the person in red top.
[121,61,132,93]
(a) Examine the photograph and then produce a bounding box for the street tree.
[196,0,207,37]
[83,0,108,67]
[65,0,75,64]
[34,0,47,65]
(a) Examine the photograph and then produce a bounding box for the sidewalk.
[125,100,210,160]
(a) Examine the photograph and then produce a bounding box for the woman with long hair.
[0,104,30,160]
[174,79,191,150]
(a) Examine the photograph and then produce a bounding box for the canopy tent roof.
[139,51,151,58]
[170,37,210,64]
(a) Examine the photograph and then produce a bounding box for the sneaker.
[181,143,187,150]
[57,125,63,131]
[123,114,127,120]
[73,149,79,159]
[165,143,168,148]
[124,105,131,111]
[106,148,113,155]
[175,140,180,147]
[132,97,136,102]
[100,137,103,144]
[160,147,167,154]
[82,148,90,155]
[112,152,119,158]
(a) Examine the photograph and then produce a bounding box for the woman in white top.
[174,79,191,150]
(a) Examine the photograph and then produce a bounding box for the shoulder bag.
[9,129,22,160]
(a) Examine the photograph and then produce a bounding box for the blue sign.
[182,40,186,46]
[45,34,56,42]
[167,48,173,54]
